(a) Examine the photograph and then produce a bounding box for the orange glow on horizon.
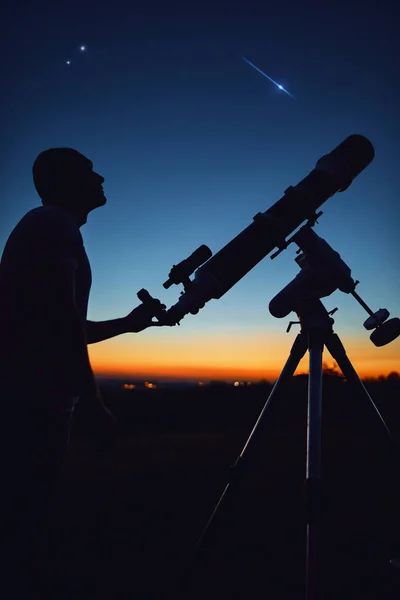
[89,330,399,382]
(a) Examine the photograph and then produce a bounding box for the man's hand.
[124,300,167,333]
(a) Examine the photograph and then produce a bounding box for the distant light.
[80,45,86,51]
[278,84,283,90]
[233,381,240,387]
[197,381,204,386]
[66,60,71,65]
[123,383,135,390]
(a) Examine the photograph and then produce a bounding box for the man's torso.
[0,206,92,410]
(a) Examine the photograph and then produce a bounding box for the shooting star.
[242,56,294,98]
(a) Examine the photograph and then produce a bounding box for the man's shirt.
[0,205,92,411]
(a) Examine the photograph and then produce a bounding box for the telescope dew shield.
[315,134,375,192]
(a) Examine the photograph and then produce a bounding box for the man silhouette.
[0,148,166,596]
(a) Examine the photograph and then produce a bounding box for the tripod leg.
[239,331,308,459]
[178,332,308,596]
[197,332,308,546]
[325,333,394,441]
[305,331,324,600]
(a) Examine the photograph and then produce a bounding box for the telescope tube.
[166,135,374,323]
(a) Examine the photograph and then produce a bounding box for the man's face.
[70,155,107,212]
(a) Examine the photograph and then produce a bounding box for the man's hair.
[32,148,90,205]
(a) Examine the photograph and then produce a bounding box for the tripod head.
[268,220,400,347]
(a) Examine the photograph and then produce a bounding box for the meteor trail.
[242,56,294,98]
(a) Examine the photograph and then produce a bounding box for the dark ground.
[34,376,400,599]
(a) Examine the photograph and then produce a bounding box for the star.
[80,45,86,51]
[66,60,71,65]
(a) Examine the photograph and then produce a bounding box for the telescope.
[139,134,400,600]
[162,134,374,321]
[146,134,398,346]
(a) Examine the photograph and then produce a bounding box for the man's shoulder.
[13,206,82,247]
[2,206,83,268]
[20,205,79,232]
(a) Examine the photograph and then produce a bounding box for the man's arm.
[86,298,169,342]
[86,319,129,344]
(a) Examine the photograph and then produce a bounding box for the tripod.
[180,297,394,600]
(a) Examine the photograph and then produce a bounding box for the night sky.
[1,0,399,381]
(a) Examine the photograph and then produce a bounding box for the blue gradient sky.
[1,1,399,380]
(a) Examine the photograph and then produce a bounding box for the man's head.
[32,148,107,225]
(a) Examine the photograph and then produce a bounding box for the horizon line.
[94,370,399,383]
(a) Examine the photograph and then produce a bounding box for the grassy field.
[35,378,400,599]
